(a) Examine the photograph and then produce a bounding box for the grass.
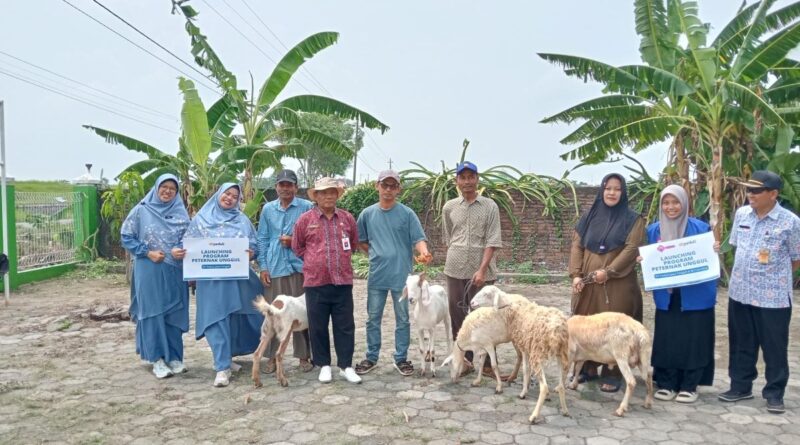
[66,258,126,280]
[497,260,551,284]
[13,180,74,193]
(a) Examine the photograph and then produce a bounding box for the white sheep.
[566,312,654,417]
[251,294,308,388]
[468,285,570,424]
[402,273,452,377]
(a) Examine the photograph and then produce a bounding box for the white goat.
[468,285,570,424]
[566,312,654,417]
[251,294,308,388]
[402,273,452,377]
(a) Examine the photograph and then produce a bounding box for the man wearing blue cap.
[718,170,800,414]
[442,161,503,376]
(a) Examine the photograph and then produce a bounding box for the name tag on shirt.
[342,236,351,251]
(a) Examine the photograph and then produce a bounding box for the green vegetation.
[351,252,443,280]
[13,181,72,193]
[337,182,379,219]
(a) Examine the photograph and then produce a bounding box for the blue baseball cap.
[456,161,478,175]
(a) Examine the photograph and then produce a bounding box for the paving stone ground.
[0,273,797,444]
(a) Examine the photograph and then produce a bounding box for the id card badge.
[758,248,770,264]
[341,234,351,251]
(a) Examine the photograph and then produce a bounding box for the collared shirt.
[442,195,503,280]
[729,203,800,308]
[256,196,313,278]
[292,207,358,287]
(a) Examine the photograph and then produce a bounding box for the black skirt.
[651,289,715,386]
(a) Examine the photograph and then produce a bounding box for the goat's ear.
[492,289,502,309]
[419,271,427,286]
[400,287,408,301]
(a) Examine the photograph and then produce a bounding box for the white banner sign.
[183,237,249,281]
[639,231,720,291]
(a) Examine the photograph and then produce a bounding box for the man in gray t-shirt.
[354,170,431,376]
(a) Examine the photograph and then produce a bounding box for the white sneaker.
[229,362,242,372]
[167,360,187,374]
[339,367,362,384]
[318,365,332,383]
[213,370,231,387]
[152,359,174,379]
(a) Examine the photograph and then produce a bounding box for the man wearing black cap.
[442,161,503,377]
[256,169,314,374]
[719,170,800,414]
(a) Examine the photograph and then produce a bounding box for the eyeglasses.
[379,182,399,190]
[747,187,768,195]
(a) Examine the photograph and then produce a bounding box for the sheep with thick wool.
[402,273,452,377]
[566,312,654,417]
[468,285,570,424]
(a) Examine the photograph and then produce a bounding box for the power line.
[60,0,219,94]
[0,50,176,122]
[0,68,178,134]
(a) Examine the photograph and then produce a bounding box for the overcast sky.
[0,0,791,184]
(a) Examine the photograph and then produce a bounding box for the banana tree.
[171,1,389,203]
[539,0,800,242]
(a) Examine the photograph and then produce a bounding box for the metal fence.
[14,191,85,271]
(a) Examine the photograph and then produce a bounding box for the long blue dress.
[121,174,190,364]
[184,183,264,372]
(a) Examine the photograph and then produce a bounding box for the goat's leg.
[252,322,275,388]
[556,356,570,416]
[275,321,298,387]
[568,360,585,390]
[519,352,530,399]
[471,350,486,387]
[486,347,503,394]
[428,328,437,377]
[613,358,637,417]
[529,366,549,424]
[443,313,453,355]
[640,344,654,409]
[507,345,522,385]
[417,328,427,377]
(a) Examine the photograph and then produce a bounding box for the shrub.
[338,182,378,219]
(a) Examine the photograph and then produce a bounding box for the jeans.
[366,287,409,364]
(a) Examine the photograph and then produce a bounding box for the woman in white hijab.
[645,185,719,404]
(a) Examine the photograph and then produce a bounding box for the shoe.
[263,357,277,374]
[213,370,231,387]
[318,366,332,383]
[298,359,314,373]
[654,389,677,401]
[152,359,174,379]
[675,391,698,404]
[355,359,377,375]
[766,397,785,414]
[718,389,754,402]
[394,360,414,376]
[340,367,362,384]
[167,360,187,374]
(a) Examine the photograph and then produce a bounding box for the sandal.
[263,358,276,374]
[654,389,677,401]
[675,391,698,404]
[599,378,622,393]
[459,360,475,378]
[575,371,600,384]
[298,359,314,373]
[355,359,377,375]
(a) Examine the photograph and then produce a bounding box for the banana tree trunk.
[675,134,693,214]
[708,144,724,242]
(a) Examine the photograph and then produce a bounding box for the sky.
[0,0,793,185]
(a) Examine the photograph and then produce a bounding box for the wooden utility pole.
[352,120,363,184]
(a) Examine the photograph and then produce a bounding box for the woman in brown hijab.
[569,173,645,392]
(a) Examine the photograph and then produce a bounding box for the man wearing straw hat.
[292,177,362,384]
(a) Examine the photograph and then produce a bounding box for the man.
[719,170,800,414]
[442,161,503,376]
[257,169,314,374]
[354,170,431,376]
[292,177,361,384]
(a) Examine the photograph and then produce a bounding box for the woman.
[179,183,264,387]
[121,174,190,379]
[646,184,717,404]
[569,173,645,392]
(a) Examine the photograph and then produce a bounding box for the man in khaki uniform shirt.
[442,161,503,375]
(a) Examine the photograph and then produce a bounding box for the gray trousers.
[265,273,311,359]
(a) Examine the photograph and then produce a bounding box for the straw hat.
[308,177,345,201]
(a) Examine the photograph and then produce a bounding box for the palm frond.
[272,95,389,133]
[83,125,169,160]
[734,21,800,81]
[635,0,676,69]
[540,95,647,124]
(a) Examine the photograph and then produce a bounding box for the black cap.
[742,170,782,191]
[275,169,298,184]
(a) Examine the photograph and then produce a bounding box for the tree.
[295,113,355,186]
[539,0,800,243]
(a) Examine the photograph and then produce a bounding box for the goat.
[402,273,452,377]
[251,294,308,388]
[566,312,654,417]
[468,285,570,424]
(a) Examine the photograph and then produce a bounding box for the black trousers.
[728,298,792,399]
[305,284,355,369]
[446,276,494,364]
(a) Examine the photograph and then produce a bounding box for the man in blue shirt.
[718,170,800,414]
[354,170,431,376]
[257,169,314,374]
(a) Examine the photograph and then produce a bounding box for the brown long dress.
[568,216,646,379]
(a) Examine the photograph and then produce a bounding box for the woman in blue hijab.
[183,183,265,387]
[121,173,191,379]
